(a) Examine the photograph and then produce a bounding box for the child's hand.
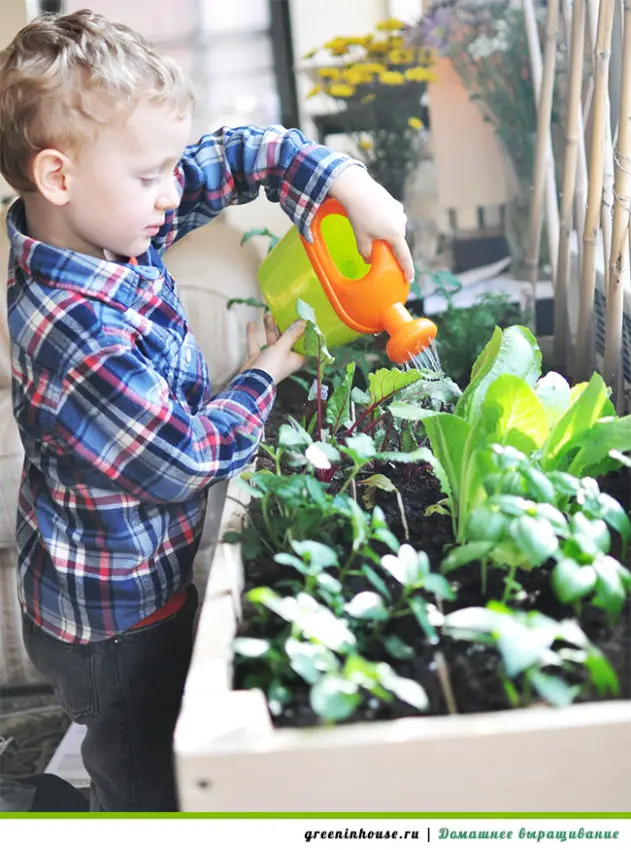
[328,166,414,282]
[241,313,306,384]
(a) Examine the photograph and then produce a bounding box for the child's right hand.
[241,314,306,384]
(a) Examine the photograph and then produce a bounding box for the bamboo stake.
[555,0,587,368]
[523,0,561,278]
[575,0,616,380]
[524,0,561,328]
[603,0,631,406]
[587,0,616,282]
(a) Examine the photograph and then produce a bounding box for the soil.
[232,376,631,728]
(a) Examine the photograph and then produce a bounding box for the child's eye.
[140,177,158,187]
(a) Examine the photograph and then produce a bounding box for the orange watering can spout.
[381,303,438,364]
[301,199,438,364]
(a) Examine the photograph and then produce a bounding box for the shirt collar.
[6,198,161,309]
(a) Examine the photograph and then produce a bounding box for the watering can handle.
[307,198,407,294]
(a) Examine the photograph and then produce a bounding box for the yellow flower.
[324,37,347,51]
[388,48,416,65]
[388,37,405,48]
[379,71,405,85]
[354,62,387,74]
[329,83,355,98]
[342,67,373,85]
[408,117,424,130]
[306,84,322,99]
[375,18,405,32]
[361,93,377,104]
[319,67,341,80]
[367,40,391,54]
[358,139,374,150]
[405,66,433,82]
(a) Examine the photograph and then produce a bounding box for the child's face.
[65,101,192,260]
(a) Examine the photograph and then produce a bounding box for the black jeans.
[21,585,198,812]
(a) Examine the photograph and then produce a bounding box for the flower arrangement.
[302,18,437,200]
[411,0,566,273]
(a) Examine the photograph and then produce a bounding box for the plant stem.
[316,338,323,441]
[435,650,458,715]
[502,563,518,604]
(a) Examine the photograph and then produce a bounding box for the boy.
[0,10,412,812]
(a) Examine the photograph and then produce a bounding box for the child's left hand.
[328,166,414,283]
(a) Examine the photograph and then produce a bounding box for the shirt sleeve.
[153,124,362,253]
[52,343,276,504]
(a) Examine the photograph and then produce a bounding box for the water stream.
[405,339,443,373]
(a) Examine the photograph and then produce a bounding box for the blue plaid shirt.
[7,124,357,643]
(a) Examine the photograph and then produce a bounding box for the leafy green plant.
[442,602,619,708]
[428,271,526,386]
[390,326,631,542]
[442,444,631,618]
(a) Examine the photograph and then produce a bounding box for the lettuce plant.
[390,325,631,541]
[442,602,619,708]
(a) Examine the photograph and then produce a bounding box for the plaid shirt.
[7,124,357,643]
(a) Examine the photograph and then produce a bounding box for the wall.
[427,57,511,232]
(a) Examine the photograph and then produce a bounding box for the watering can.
[257,198,437,364]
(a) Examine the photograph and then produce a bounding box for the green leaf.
[584,647,619,696]
[521,467,557,504]
[359,473,396,493]
[326,362,356,433]
[246,587,299,622]
[495,618,547,678]
[542,373,611,471]
[465,504,510,542]
[551,559,596,604]
[383,634,415,660]
[380,544,429,589]
[296,298,334,365]
[535,371,572,428]
[482,374,549,452]
[568,415,631,478]
[443,605,503,635]
[344,591,390,621]
[377,665,429,711]
[305,441,340,470]
[317,572,343,595]
[409,595,437,642]
[344,433,377,462]
[278,421,312,451]
[512,515,558,566]
[285,637,339,685]
[441,541,494,572]
[593,556,627,618]
[240,227,280,249]
[232,637,271,658]
[593,493,631,551]
[291,539,339,570]
[294,593,357,652]
[528,671,580,707]
[455,326,542,422]
[423,572,456,600]
[368,367,423,407]
[310,674,361,722]
[362,564,393,602]
[226,295,268,310]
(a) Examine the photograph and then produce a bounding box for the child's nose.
[157,179,180,211]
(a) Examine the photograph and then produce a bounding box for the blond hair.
[0,9,195,193]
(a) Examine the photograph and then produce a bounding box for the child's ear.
[30,149,71,206]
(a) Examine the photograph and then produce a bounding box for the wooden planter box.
[174,476,631,813]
